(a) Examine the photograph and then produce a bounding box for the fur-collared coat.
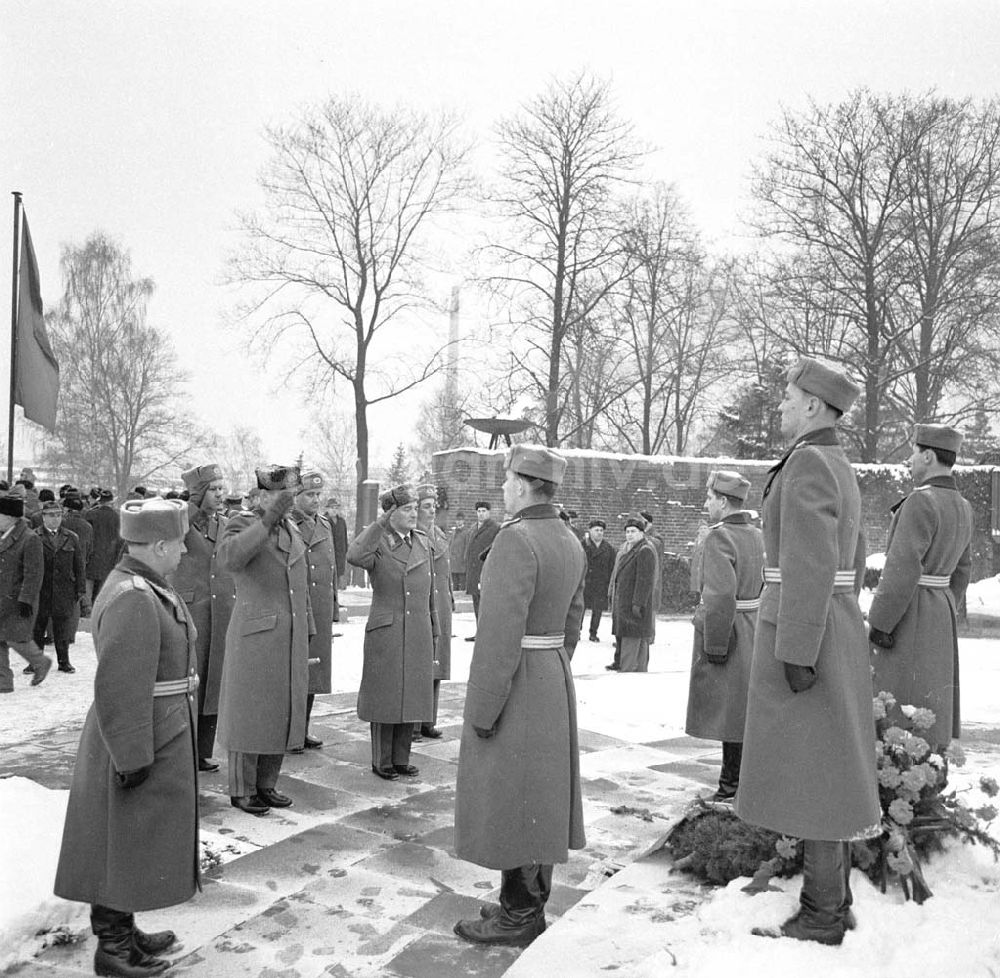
[869,475,972,747]
[54,556,199,911]
[347,516,437,723]
[169,505,236,715]
[610,540,656,639]
[216,511,311,753]
[685,512,764,742]
[455,503,587,870]
[735,428,880,841]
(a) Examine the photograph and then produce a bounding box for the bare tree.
[205,425,266,495]
[42,233,195,496]
[484,71,645,445]
[230,95,471,529]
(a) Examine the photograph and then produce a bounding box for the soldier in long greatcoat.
[347,484,436,780]
[54,498,198,977]
[737,357,880,946]
[869,424,973,749]
[217,465,311,816]
[169,462,236,772]
[0,493,51,691]
[415,484,452,740]
[33,501,87,673]
[684,470,764,801]
[291,472,338,750]
[454,445,586,948]
[85,490,121,601]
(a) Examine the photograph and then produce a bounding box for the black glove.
[869,626,894,650]
[17,601,33,619]
[473,723,497,740]
[262,489,296,528]
[784,662,817,693]
[114,765,151,789]
[705,653,728,665]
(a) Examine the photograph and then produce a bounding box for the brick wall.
[432,448,998,581]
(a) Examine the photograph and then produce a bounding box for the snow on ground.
[2,602,1000,975]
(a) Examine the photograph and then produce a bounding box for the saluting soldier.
[453,445,586,948]
[347,484,436,780]
[54,498,198,978]
[291,471,339,750]
[868,424,973,750]
[217,465,311,816]
[737,357,879,946]
[415,483,451,740]
[684,470,764,802]
[169,463,236,773]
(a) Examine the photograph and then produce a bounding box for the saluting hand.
[263,489,296,528]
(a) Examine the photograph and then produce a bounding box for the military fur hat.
[380,484,416,511]
[0,495,24,518]
[474,501,491,511]
[181,463,224,490]
[120,497,189,544]
[297,471,325,495]
[99,488,114,502]
[914,424,963,455]
[786,357,860,414]
[624,514,646,531]
[707,469,751,501]
[255,464,302,491]
[506,443,568,486]
[416,483,437,502]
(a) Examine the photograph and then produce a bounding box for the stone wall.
[432,447,999,581]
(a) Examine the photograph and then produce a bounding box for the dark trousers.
[0,639,47,690]
[413,680,441,734]
[800,839,847,927]
[371,722,412,769]
[32,612,75,665]
[306,692,315,726]
[472,592,481,619]
[719,741,743,796]
[452,572,466,591]
[588,608,603,637]
[500,864,553,922]
[228,751,283,798]
[89,574,109,602]
[197,713,218,762]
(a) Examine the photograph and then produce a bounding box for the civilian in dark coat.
[324,497,349,590]
[869,424,973,749]
[464,501,500,629]
[54,498,198,976]
[85,490,122,601]
[292,473,339,750]
[582,519,615,641]
[33,502,87,673]
[169,463,236,772]
[454,445,586,948]
[0,494,52,691]
[610,516,656,671]
[348,484,436,779]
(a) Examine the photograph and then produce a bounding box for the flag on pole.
[14,212,59,430]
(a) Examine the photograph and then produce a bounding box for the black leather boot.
[133,923,178,955]
[713,741,742,800]
[455,865,549,946]
[753,840,847,945]
[840,841,857,931]
[91,905,169,977]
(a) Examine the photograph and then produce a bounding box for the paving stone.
[646,760,719,786]
[339,792,456,844]
[1,744,75,789]
[354,841,497,895]
[578,745,686,779]
[399,890,489,934]
[577,729,631,752]
[642,735,718,753]
[384,930,522,978]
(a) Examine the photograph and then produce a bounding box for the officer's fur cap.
[255,465,302,491]
[181,463,224,490]
[707,469,751,502]
[0,495,24,518]
[416,484,437,503]
[120,498,189,544]
[380,484,416,511]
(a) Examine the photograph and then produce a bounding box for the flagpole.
[8,191,22,485]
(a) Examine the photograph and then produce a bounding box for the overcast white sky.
[3,0,999,468]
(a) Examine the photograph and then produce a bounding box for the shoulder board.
[707,520,724,530]
[914,484,932,492]
[499,516,522,529]
[132,575,149,590]
[413,527,427,536]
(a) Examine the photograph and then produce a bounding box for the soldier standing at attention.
[217,465,310,816]
[347,485,436,780]
[684,470,764,802]
[415,484,451,740]
[453,445,586,947]
[291,472,338,750]
[54,497,198,978]
[868,424,972,751]
[169,463,235,773]
[737,357,880,945]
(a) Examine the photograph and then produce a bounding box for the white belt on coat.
[763,567,857,591]
[917,574,951,589]
[521,634,565,650]
[153,675,199,698]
